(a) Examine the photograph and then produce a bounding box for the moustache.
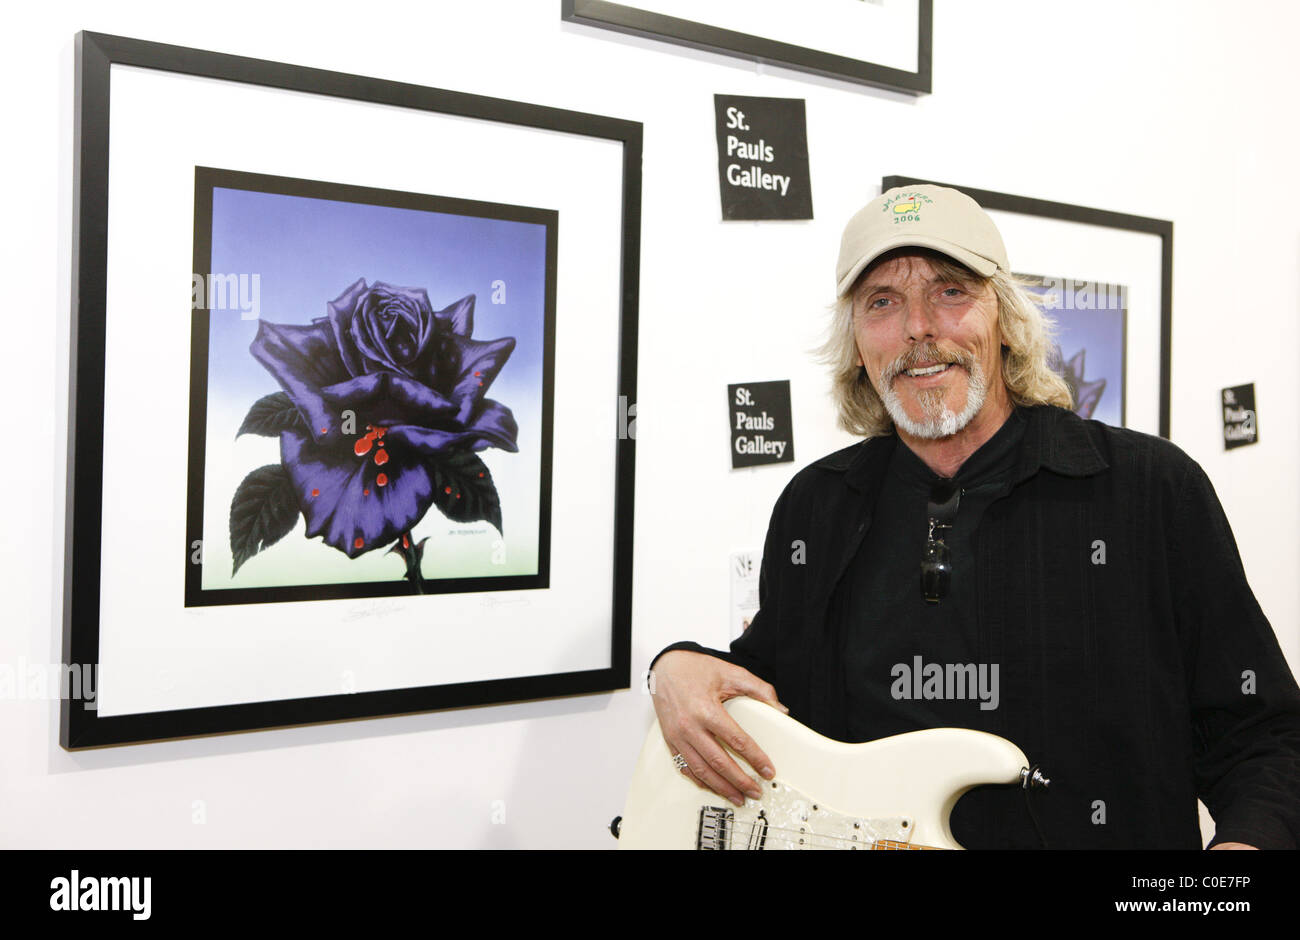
[882,344,975,385]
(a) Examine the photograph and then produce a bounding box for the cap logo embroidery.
[882,191,933,224]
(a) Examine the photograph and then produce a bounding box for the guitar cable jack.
[1020,765,1050,789]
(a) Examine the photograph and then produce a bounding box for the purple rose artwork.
[186,167,555,607]
[229,280,519,592]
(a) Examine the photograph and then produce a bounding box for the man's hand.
[649,650,787,807]
[1210,842,1259,850]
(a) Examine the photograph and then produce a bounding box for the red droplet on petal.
[444,486,452,494]
[320,426,328,434]
[402,534,410,549]
[474,371,482,377]
[363,488,370,496]
[311,488,320,497]
[374,449,389,466]
[455,493,461,499]
[376,427,386,438]
[354,437,373,457]
[354,537,364,549]
[477,472,484,478]
[376,473,389,487]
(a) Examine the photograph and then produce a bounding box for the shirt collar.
[830,405,1109,493]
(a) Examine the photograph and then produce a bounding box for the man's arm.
[1171,460,1300,849]
[646,484,800,803]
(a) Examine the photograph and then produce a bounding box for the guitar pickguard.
[697,778,914,850]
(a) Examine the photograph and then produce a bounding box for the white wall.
[3,0,1297,848]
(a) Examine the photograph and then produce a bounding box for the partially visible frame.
[883,175,1173,438]
[563,0,932,95]
[64,32,641,748]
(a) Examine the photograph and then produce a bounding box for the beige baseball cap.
[835,184,1009,296]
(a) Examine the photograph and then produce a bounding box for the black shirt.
[834,411,1040,845]
[839,408,1026,744]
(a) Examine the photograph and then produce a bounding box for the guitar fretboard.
[871,839,942,850]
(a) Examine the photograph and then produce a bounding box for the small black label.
[729,380,794,468]
[714,95,813,221]
[1222,384,1258,450]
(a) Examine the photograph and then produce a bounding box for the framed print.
[63,32,641,748]
[882,175,1173,438]
[562,0,932,95]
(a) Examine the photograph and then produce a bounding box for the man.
[650,184,1300,849]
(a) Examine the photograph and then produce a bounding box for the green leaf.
[427,450,503,535]
[229,464,301,576]
[237,392,307,438]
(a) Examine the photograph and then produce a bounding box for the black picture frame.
[883,175,1173,439]
[562,0,933,95]
[63,31,641,748]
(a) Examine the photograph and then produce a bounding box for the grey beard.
[882,359,989,440]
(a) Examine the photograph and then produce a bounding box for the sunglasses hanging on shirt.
[921,483,962,604]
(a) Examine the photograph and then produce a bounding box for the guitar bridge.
[697,806,768,850]
[697,806,733,850]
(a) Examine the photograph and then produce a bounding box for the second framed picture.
[563,0,932,94]
[883,175,1173,438]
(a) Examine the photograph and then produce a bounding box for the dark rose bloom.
[250,279,517,557]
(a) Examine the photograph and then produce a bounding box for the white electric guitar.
[617,697,1037,850]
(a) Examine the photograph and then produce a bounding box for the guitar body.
[618,697,1029,850]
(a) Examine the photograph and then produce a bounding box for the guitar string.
[725,829,932,851]
[719,829,929,851]
[730,831,930,850]
[707,817,936,850]
[724,817,905,848]
[726,835,921,850]
[724,822,881,850]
